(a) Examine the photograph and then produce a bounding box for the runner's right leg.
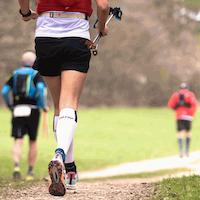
[54,70,86,191]
[55,70,86,156]
[64,142,78,190]
[51,71,85,190]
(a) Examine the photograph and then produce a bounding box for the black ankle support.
[64,162,77,173]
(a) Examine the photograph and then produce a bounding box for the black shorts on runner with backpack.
[5,67,45,140]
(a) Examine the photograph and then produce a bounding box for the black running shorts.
[177,120,191,132]
[12,109,40,141]
[34,37,91,76]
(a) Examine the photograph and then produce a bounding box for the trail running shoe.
[25,174,34,181]
[65,171,78,190]
[48,159,66,196]
[13,167,21,180]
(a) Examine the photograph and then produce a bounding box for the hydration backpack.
[175,93,191,109]
[13,68,37,99]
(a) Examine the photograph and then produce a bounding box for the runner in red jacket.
[168,83,198,157]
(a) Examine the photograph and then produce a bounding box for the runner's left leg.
[12,138,23,179]
[53,115,77,189]
[177,131,184,157]
[44,76,66,196]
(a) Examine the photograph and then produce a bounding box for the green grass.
[1,108,200,180]
[152,175,200,200]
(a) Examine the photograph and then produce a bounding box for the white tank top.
[35,12,91,40]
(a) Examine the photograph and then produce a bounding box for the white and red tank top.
[36,0,93,17]
[35,0,93,39]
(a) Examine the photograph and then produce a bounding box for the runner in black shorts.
[12,109,40,141]
[18,0,109,196]
[168,83,198,158]
[177,120,191,132]
[1,51,47,180]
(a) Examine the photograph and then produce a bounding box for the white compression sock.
[54,115,74,162]
[65,142,74,163]
[56,108,77,155]
[53,116,59,141]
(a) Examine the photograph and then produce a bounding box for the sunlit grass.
[153,175,200,200]
[0,107,200,180]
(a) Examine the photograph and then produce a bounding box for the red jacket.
[36,0,93,17]
[168,89,198,120]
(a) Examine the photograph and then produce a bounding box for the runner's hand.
[98,25,108,36]
[21,10,38,21]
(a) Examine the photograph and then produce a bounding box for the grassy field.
[1,107,200,180]
[153,175,200,200]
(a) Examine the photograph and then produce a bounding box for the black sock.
[64,161,77,173]
[178,138,183,155]
[14,163,20,168]
[186,137,191,154]
[28,166,33,175]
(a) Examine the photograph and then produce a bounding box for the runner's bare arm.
[18,0,37,21]
[18,0,29,13]
[95,0,109,36]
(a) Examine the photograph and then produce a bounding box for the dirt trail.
[0,180,154,200]
[80,151,200,179]
[2,152,200,200]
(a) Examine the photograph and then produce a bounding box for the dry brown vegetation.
[0,0,200,106]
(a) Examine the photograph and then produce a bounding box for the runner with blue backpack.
[1,51,48,180]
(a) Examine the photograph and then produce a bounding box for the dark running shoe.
[48,159,66,196]
[13,167,21,180]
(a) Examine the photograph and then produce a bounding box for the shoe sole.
[13,172,21,180]
[66,184,76,190]
[48,160,66,196]
[25,177,34,181]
